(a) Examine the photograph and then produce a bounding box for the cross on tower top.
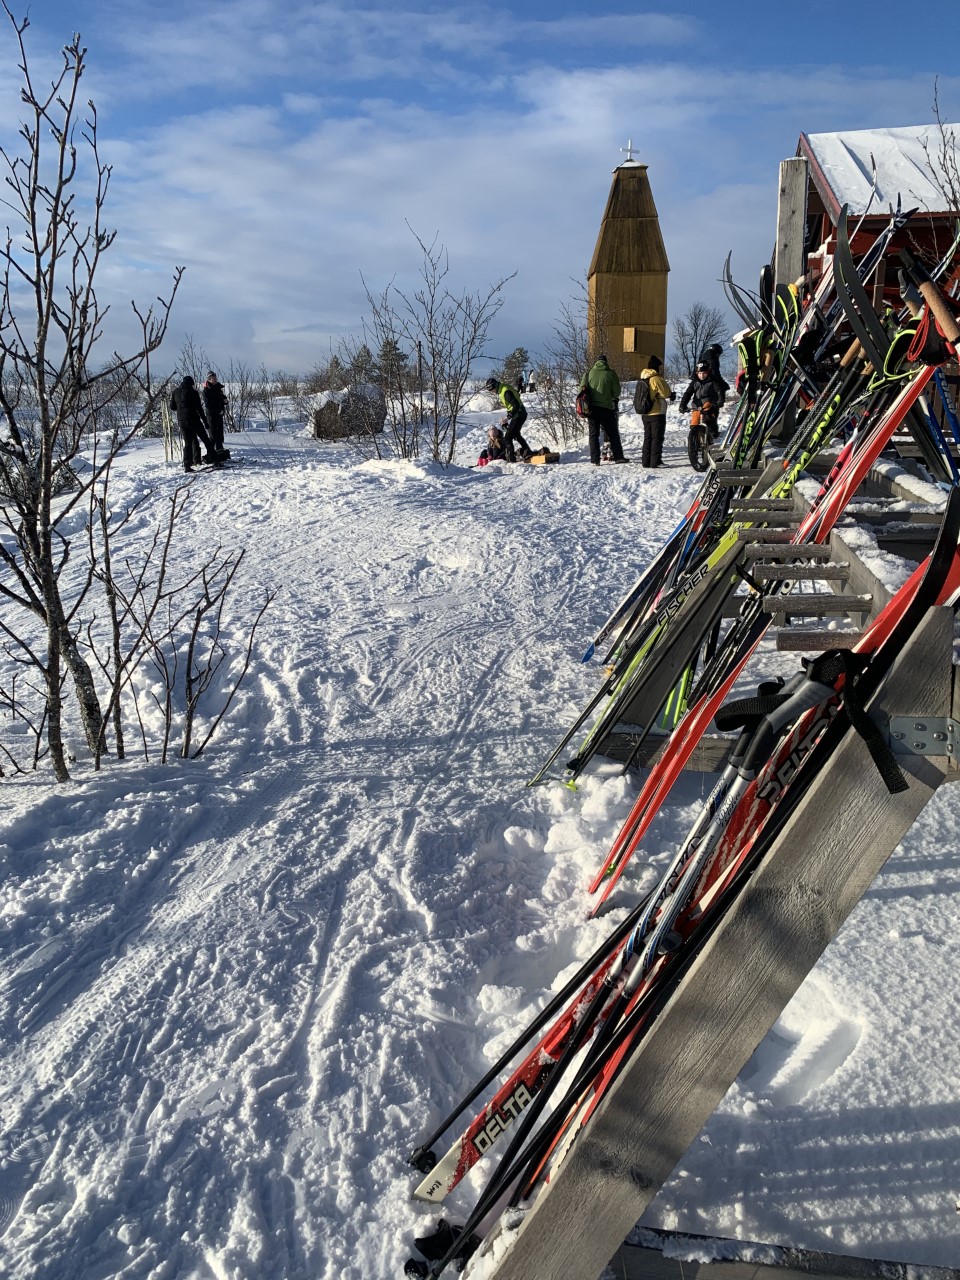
[620,138,639,164]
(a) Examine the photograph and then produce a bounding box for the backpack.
[633,375,653,415]
[575,386,591,417]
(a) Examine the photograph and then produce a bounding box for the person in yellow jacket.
[635,355,675,468]
[484,377,532,461]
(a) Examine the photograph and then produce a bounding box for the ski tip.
[581,643,596,664]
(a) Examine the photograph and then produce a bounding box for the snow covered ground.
[1,394,959,1280]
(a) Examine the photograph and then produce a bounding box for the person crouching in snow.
[478,425,506,466]
[484,377,532,461]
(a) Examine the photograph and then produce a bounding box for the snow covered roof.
[799,123,960,219]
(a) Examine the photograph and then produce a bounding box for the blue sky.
[3,0,958,374]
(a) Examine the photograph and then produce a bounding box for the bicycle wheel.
[687,425,709,471]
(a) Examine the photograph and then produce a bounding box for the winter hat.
[182,374,194,385]
[484,377,498,391]
[206,370,217,380]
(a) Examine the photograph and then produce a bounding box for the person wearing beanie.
[697,343,730,397]
[202,370,230,457]
[635,354,675,468]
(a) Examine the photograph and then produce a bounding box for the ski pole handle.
[840,336,865,368]
[899,249,960,346]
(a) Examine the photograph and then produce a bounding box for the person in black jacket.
[170,375,217,471]
[202,371,229,456]
[697,343,730,398]
[679,362,727,438]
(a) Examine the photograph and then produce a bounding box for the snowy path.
[0,430,693,1278]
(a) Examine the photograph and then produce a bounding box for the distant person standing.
[170,375,217,472]
[202,370,229,457]
[580,354,626,464]
[635,355,675,468]
[484,377,532,461]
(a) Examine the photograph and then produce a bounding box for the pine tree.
[503,346,530,387]
[377,339,410,392]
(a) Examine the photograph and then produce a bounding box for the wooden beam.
[774,157,809,290]
[775,629,864,651]
[474,608,954,1280]
[760,592,873,615]
[741,543,832,560]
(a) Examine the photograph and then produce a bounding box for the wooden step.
[775,629,865,651]
[730,511,800,526]
[751,563,849,581]
[741,542,832,560]
[714,469,766,485]
[729,498,795,511]
[762,593,873,616]
[844,507,944,526]
[876,527,938,557]
[890,442,960,459]
[737,529,795,543]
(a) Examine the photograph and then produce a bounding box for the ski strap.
[806,650,909,794]
[713,677,790,732]
[716,650,908,793]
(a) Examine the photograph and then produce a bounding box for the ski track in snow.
[1,415,959,1277]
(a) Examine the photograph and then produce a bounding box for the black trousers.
[588,406,624,464]
[503,408,531,461]
[180,418,213,469]
[207,413,225,454]
[641,413,666,467]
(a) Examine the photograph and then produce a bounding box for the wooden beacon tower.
[587,144,670,381]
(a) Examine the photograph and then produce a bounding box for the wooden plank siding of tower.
[587,162,670,382]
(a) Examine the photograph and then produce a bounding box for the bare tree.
[359,226,514,463]
[534,285,593,448]
[922,82,960,212]
[254,364,281,431]
[671,302,729,378]
[0,6,183,780]
[176,333,212,385]
[225,357,257,431]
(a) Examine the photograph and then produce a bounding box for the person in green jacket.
[484,378,532,461]
[579,354,627,464]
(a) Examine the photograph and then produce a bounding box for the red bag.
[575,387,591,417]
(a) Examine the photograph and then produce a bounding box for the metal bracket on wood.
[889,715,960,758]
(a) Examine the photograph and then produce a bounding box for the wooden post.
[474,608,954,1280]
[774,158,809,291]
